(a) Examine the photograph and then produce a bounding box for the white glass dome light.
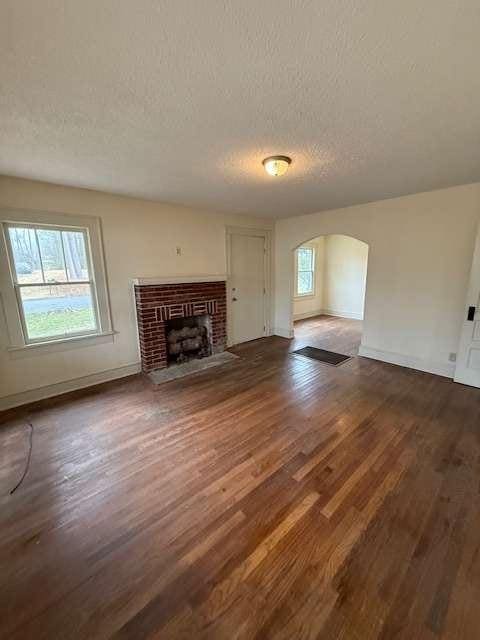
[262,155,292,177]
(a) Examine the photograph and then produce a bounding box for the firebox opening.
[166,314,212,365]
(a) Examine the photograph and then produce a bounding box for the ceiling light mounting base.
[262,155,292,177]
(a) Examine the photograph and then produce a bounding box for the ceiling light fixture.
[262,155,292,177]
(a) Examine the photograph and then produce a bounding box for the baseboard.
[293,309,364,321]
[274,327,294,339]
[358,345,455,379]
[293,309,324,321]
[0,362,141,411]
[322,308,364,320]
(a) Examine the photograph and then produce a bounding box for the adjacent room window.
[295,246,315,296]
[4,223,99,343]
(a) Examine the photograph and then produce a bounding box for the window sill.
[294,293,316,300]
[8,331,117,358]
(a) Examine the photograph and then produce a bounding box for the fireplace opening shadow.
[166,314,212,364]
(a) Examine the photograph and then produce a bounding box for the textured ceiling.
[1,1,480,218]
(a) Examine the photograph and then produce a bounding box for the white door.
[454,225,480,387]
[229,233,266,344]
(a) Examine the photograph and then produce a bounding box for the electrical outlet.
[176,246,182,256]
[448,352,457,363]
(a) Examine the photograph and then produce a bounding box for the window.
[5,224,98,342]
[1,211,112,348]
[295,246,315,296]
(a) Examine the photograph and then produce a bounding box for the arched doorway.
[290,234,369,356]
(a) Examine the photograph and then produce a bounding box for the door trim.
[225,226,272,347]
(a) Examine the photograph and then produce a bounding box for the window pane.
[20,284,97,340]
[7,227,43,284]
[298,271,313,295]
[298,248,313,271]
[36,229,67,282]
[62,231,89,281]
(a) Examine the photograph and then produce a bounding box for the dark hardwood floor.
[2,319,480,639]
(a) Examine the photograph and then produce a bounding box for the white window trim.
[0,208,113,351]
[294,244,316,299]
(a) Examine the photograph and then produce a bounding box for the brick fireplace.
[134,279,227,372]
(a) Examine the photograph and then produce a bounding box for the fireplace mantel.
[132,274,227,286]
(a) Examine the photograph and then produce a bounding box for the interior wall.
[293,235,368,321]
[323,235,368,320]
[0,176,273,408]
[277,183,480,378]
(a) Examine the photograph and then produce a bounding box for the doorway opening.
[292,234,369,356]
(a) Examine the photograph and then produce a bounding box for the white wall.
[293,235,368,321]
[0,176,273,408]
[277,183,480,378]
[323,235,368,320]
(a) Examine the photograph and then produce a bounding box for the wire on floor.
[10,420,34,495]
